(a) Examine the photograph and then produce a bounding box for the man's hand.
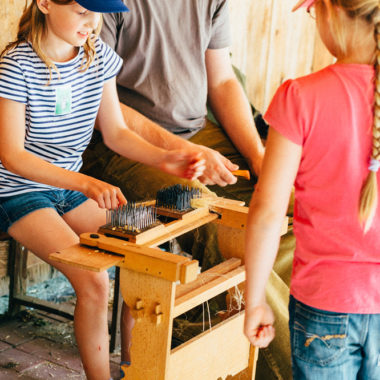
[192,145,239,186]
[244,303,275,348]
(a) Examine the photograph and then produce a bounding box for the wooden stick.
[231,170,250,180]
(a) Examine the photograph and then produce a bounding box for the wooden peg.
[132,298,144,321]
[153,303,163,325]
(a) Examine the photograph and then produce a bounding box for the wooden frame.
[50,199,288,380]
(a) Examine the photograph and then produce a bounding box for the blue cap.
[76,0,129,13]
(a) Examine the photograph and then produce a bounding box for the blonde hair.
[322,0,380,231]
[1,0,102,82]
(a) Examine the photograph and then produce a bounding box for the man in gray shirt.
[81,1,291,379]
[83,0,265,199]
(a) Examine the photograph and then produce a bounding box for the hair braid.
[359,17,380,232]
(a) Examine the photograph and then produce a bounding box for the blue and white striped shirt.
[0,38,122,197]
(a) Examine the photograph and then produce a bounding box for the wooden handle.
[231,170,250,180]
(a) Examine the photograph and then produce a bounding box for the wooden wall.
[0,0,334,113]
[229,0,334,112]
[0,0,27,54]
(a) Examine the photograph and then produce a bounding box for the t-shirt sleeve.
[0,55,28,104]
[97,38,123,82]
[208,0,231,49]
[100,13,120,50]
[264,79,305,146]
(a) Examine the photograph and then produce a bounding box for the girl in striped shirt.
[0,1,204,379]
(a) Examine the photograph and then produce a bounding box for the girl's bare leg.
[8,200,111,380]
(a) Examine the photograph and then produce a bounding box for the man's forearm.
[119,102,192,151]
[208,78,265,175]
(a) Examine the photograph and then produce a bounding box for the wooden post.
[8,241,28,316]
[119,267,176,380]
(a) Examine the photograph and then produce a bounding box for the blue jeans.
[0,190,88,232]
[289,295,380,380]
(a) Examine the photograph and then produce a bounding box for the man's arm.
[111,102,239,186]
[206,47,265,176]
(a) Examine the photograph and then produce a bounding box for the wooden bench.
[50,200,288,380]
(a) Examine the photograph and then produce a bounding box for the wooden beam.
[175,257,241,298]
[173,266,245,318]
[50,244,123,272]
[141,213,218,248]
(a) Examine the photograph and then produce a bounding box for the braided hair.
[324,0,380,231]
[353,1,380,231]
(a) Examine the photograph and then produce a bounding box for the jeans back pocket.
[292,301,348,366]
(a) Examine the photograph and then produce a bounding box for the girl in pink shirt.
[244,0,380,378]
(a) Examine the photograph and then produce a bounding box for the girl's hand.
[159,151,206,180]
[244,303,275,348]
[80,175,127,209]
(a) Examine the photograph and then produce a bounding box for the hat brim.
[76,0,129,13]
[292,0,316,12]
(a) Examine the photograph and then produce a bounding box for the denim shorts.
[289,295,380,380]
[0,190,88,232]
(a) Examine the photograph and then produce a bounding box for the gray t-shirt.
[101,0,230,138]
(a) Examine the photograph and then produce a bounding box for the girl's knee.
[74,271,109,305]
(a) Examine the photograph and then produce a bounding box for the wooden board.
[173,266,245,318]
[119,267,176,380]
[100,207,214,246]
[50,244,123,272]
[168,312,250,380]
[51,233,199,283]
[175,257,242,299]
[141,213,219,248]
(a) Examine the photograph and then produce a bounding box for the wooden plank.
[0,240,9,278]
[211,204,249,230]
[168,312,250,380]
[191,196,245,209]
[51,229,201,282]
[10,294,75,320]
[212,203,288,235]
[231,0,274,112]
[78,233,199,283]
[141,213,218,248]
[178,260,199,285]
[175,257,241,299]
[173,266,245,318]
[99,207,211,245]
[80,233,188,264]
[119,268,175,380]
[50,244,123,272]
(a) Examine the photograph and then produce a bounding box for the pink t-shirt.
[265,64,380,314]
